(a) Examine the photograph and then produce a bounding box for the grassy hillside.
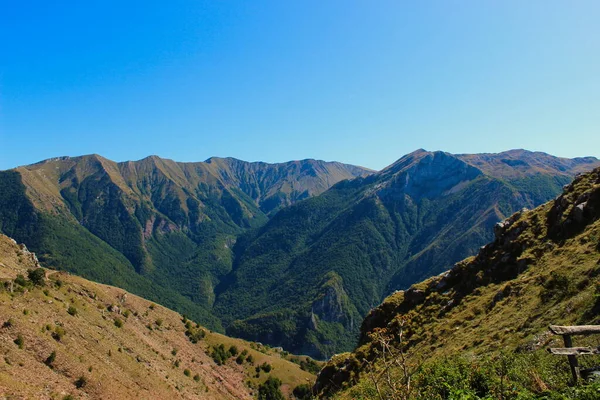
[315,166,600,399]
[215,150,600,359]
[0,234,316,399]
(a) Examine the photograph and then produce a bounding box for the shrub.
[155,318,163,327]
[293,383,312,400]
[28,268,46,286]
[74,376,87,388]
[228,345,239,357]
[67,306,78,316]
[210,344,228,365]
[260,362,272,373]
[185,325,205,343]
[246,354,254,364]
[172,348,178,356]
[3,318,14,328]
[236,354,246,364]
[52,326,66,341]
[114,318,123,328]
[257,376,285,400]
[14,335,24,349]
[45,351,56,368]
[14,274,27,287]
[184,368,191,377]
[193,374,200,382]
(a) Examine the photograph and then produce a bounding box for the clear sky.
[1,1,599,171]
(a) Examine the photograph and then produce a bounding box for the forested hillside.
[215,150,600,358]
[315,165,600,399]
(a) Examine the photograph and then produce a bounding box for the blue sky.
[1,1,599,171]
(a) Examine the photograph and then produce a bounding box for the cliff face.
[314,166,600,397]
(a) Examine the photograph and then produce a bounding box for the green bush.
[52,326,66,341]
[184,368,191,377]
[293,383,312,400]
[67,306,78,316]
[114,318,123,328]
[260,362,272,373]
[45,351,56,368]
[185,325,205,343]
[28,268,46,286]
[14,274,27,287]
[193,374,200,382]
[228,345,239,357]
[14,334,24,349]
[258,376,285,400]
[74,376,87,388]
[210,344,228,365]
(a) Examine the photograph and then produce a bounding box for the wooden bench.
[548,325,600,384]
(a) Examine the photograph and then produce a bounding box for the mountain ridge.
[214,149,600,358]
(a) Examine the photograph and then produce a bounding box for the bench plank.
[548,347,600,355]
[549,325,600,335]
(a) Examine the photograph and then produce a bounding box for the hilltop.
[315,165,600,398]
[0,234,316,399]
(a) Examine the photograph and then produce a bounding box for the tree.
[28,268,46,286]
[257,376,285,400]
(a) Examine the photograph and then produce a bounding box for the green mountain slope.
[0,155,371,329]
[214,150,600,358]
[315,165,600,399]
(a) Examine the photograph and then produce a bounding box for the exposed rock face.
[311,274,355,329]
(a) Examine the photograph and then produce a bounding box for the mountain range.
[0,149,598,359]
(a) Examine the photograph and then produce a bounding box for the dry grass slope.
[0,234,314,399]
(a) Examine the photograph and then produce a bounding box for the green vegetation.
[0,152,596,361]
[293,384,313,400]
[215,151,566,358]
[44,351,56,368]
[114,318,123,328]
[14,334,24,349]
[67,305,78,316]
[28,268,45,286]
[74,376,87,389]
[210,343,229,365]
[257,376,285,400]
[317,165,600,398]
[52,326,65,341]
